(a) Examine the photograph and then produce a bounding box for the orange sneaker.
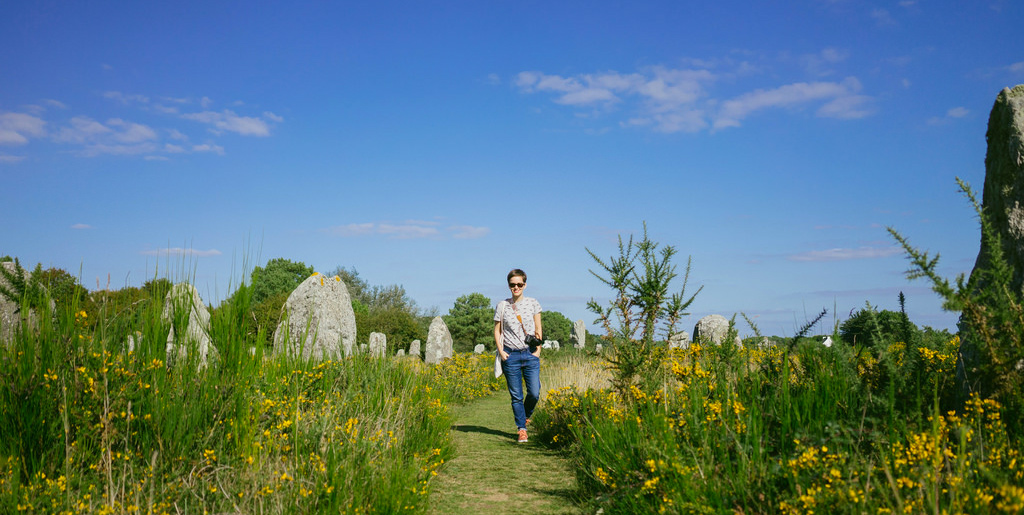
[517,428,528,443]
[525,417,531,427]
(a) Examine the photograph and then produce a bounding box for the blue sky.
[2,0,1022,337]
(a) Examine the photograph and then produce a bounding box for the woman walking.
[494,268,543,443]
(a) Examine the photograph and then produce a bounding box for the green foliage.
[0,258,47,313]
[536,332,1004,514]
[443,293,493,353]
[541,310,573,345]
[889,177,1024,428]
[30,266,91,313]
[586,223,701,400]
[839,305,917,347]
[356,306,424,352]
[250,257,314,304]
[329,266,425,350]
[0,275,501,513]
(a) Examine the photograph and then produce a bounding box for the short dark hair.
[507,269,527,283]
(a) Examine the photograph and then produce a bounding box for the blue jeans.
[501,347,541,430]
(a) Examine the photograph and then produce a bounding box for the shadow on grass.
[452,424,513,439]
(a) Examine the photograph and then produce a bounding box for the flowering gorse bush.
[535,336,1022,514]
[0,281,498,514]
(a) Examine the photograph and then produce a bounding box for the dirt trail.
[429,393,582,514]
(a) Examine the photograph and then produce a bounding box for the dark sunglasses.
[508,282,525,288]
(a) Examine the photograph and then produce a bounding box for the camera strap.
[511,300,530,339]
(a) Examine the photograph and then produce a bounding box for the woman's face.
[508,277,526,295]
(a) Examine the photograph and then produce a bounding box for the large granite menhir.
[274,273,357,360]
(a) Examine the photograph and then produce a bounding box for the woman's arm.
[495,320,508,361]
[532,313,543,357]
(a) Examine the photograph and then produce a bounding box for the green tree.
[250,258,314,304]
[840,305,918,347]
[444,293,493,353]
[541,310,572,345]
[587,223,701,401]
[32,266,90,313]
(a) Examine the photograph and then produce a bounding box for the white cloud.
[947,107,969,118]
[1009,62,1024,74]
[144,155,169,161]
[517,61,872,134]
[714,77,870,129]
[200,96,213,109]
[192,143,225,155]
[140,247,222,257]
[70,223,93,229]
[53,116,112,144]
[167,129,188,141]
[788,246,902,262]
[263,111,284,123]
[0,154,26,163]
[0,112,47,145]
[181,110,272,136]
[327,223,377,237]
[326,221,489,240]
[449,225,491,239]
[871,8,897,26]
[103,91,150,105]
[927,106,970,125]
[52,116,159,156]
[43,99,67,110]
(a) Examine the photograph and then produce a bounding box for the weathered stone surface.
[273,273,357,360]
[0,261,28,343]
[693,314,730,345]
[424,317,453,364]
[409,339,421,357]
[396,349,406,357]
[595,343,603,352]
[542,339,560,350]
[162,282,217,366]
[0,261,55,343]
[369,332,386,358]
[974,85,1024,291]
[571,319,586,348]
[473,344,486,354]
[668,331,691,349]
[960,84,1024,394]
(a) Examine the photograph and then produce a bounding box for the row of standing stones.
[0,263,819,365]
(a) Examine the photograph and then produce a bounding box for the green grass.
[0,278,502,514]
[533,340,1024,514]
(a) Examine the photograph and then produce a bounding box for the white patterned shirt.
[494,296,542,351]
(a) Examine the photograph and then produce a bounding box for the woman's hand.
[499,349,510,361]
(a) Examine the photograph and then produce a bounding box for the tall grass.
[0,275,499,514]
[535,338,1024,513]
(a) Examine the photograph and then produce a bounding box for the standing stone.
[396,349,406,357]
[0,261,29,343]
[369,332,387,358]
[409,339,421,357]
[162,282,217,366]
[424,317,453,364]
[595,343,603,352]
[473,344,486,354]
[273,273,357,360]
[571,319,587,348]
[960,84,1024,396]
[668,331,691,349]
[693,314,730,345]
[0,260,55,344]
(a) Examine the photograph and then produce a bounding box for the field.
[2,266,1023,514]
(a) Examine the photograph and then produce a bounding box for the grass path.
[429,393,582,514]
